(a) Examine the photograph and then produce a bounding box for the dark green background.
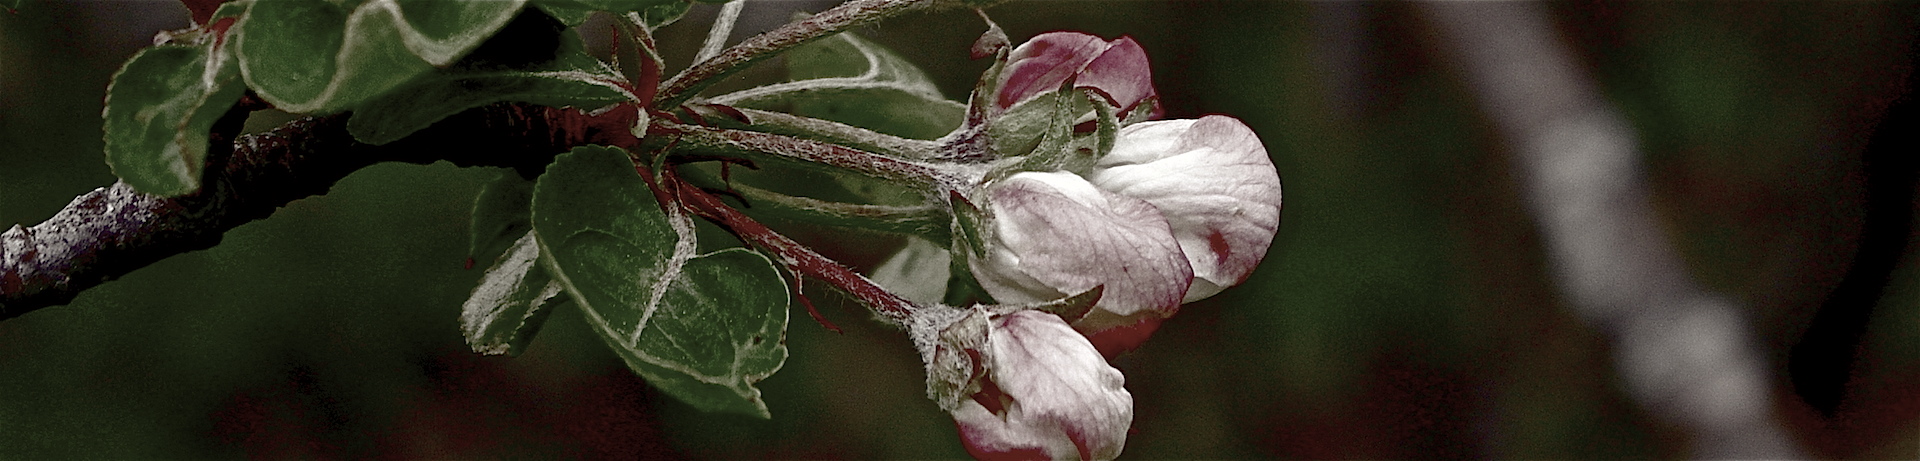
[3,1,1917,458]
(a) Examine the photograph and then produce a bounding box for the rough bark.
[0,103,571,320]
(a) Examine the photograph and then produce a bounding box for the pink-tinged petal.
[953,311,1133,460]
[972,172,1193,333]
[1075,36,1156,113]
[995,32,1108,111]
[1084,316,1162,360]
[1088,116,1281,302]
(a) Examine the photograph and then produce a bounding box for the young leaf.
[347,32,633,145]
[532,0,691,28]
[468,170,538,268]
[232,0,528,113]
[462,230,567,356]
[533,146,790,418]
[711,30,964,140]
[102,40,246,197]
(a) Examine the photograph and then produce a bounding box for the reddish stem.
[668,171,919,323]
[545,104,930,325]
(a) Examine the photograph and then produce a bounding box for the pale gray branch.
[1421,4,1804,458]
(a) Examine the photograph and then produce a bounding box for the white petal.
[972,172,1192,332]
[1088,116,1281,302]
[870,237,952,306]
[953,311,1133,460]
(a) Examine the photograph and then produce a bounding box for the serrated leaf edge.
[103,41,245,196]
[461,230,563,356]
[366,0,531,66]
[235,0,529,113]
[538,237,785,390]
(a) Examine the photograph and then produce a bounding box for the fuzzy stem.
[694,0,747,65]
[677,167,950,239]
[650,121,964,192]
[670,172,918,323]
[697,106,941,161]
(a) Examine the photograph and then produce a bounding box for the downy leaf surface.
[347,32,633,145]
[232,0,528,113]
[532,146,790,418]
[533,0,692,28]
[712,30,964,140]
[461,230,566,356]
[101,17,247,197]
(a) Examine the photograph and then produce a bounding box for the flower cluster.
[900,31,1282,460]
[966,30,1282,356]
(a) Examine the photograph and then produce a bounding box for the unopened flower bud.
[995,32,1157,117]
[949,310,1133,460]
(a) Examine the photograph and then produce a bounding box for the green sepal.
[101,37,247,197]
[533,146,790,418]
[232,0,529,114]
[984,285,1103,325]
[714,30,964,140]
[346,32,633,145]
[983,90,1061,160]
[1054,88,1122,174]
[943,191,997,307]
[982,87,1120,183]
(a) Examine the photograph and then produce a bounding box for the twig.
[1421,3,1803,458]
[1,103,575,320]
[650,121,964,191]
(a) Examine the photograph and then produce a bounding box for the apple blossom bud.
[995,32,1157,116]
[1087,115,1281,302]
[970,171,1193,335]
[950,310,1133,461]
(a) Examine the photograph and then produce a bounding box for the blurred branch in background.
[1422,3,1802,458]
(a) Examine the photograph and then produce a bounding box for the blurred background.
[3,0,1918,458]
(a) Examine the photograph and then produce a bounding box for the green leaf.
[232,0,528,113]
[532,0,691,27]
[534,4,595,26]
[533,146,790,418]
[712,30,964,140]
[347,32,633,145]
[102,40,246,197]
[634,0,692,29]
[870,237,952,305]
[468,169,538,267]
[462,230,567,356]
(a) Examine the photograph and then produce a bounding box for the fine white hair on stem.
[696,0,748,65]
[1421,3,1804,459]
